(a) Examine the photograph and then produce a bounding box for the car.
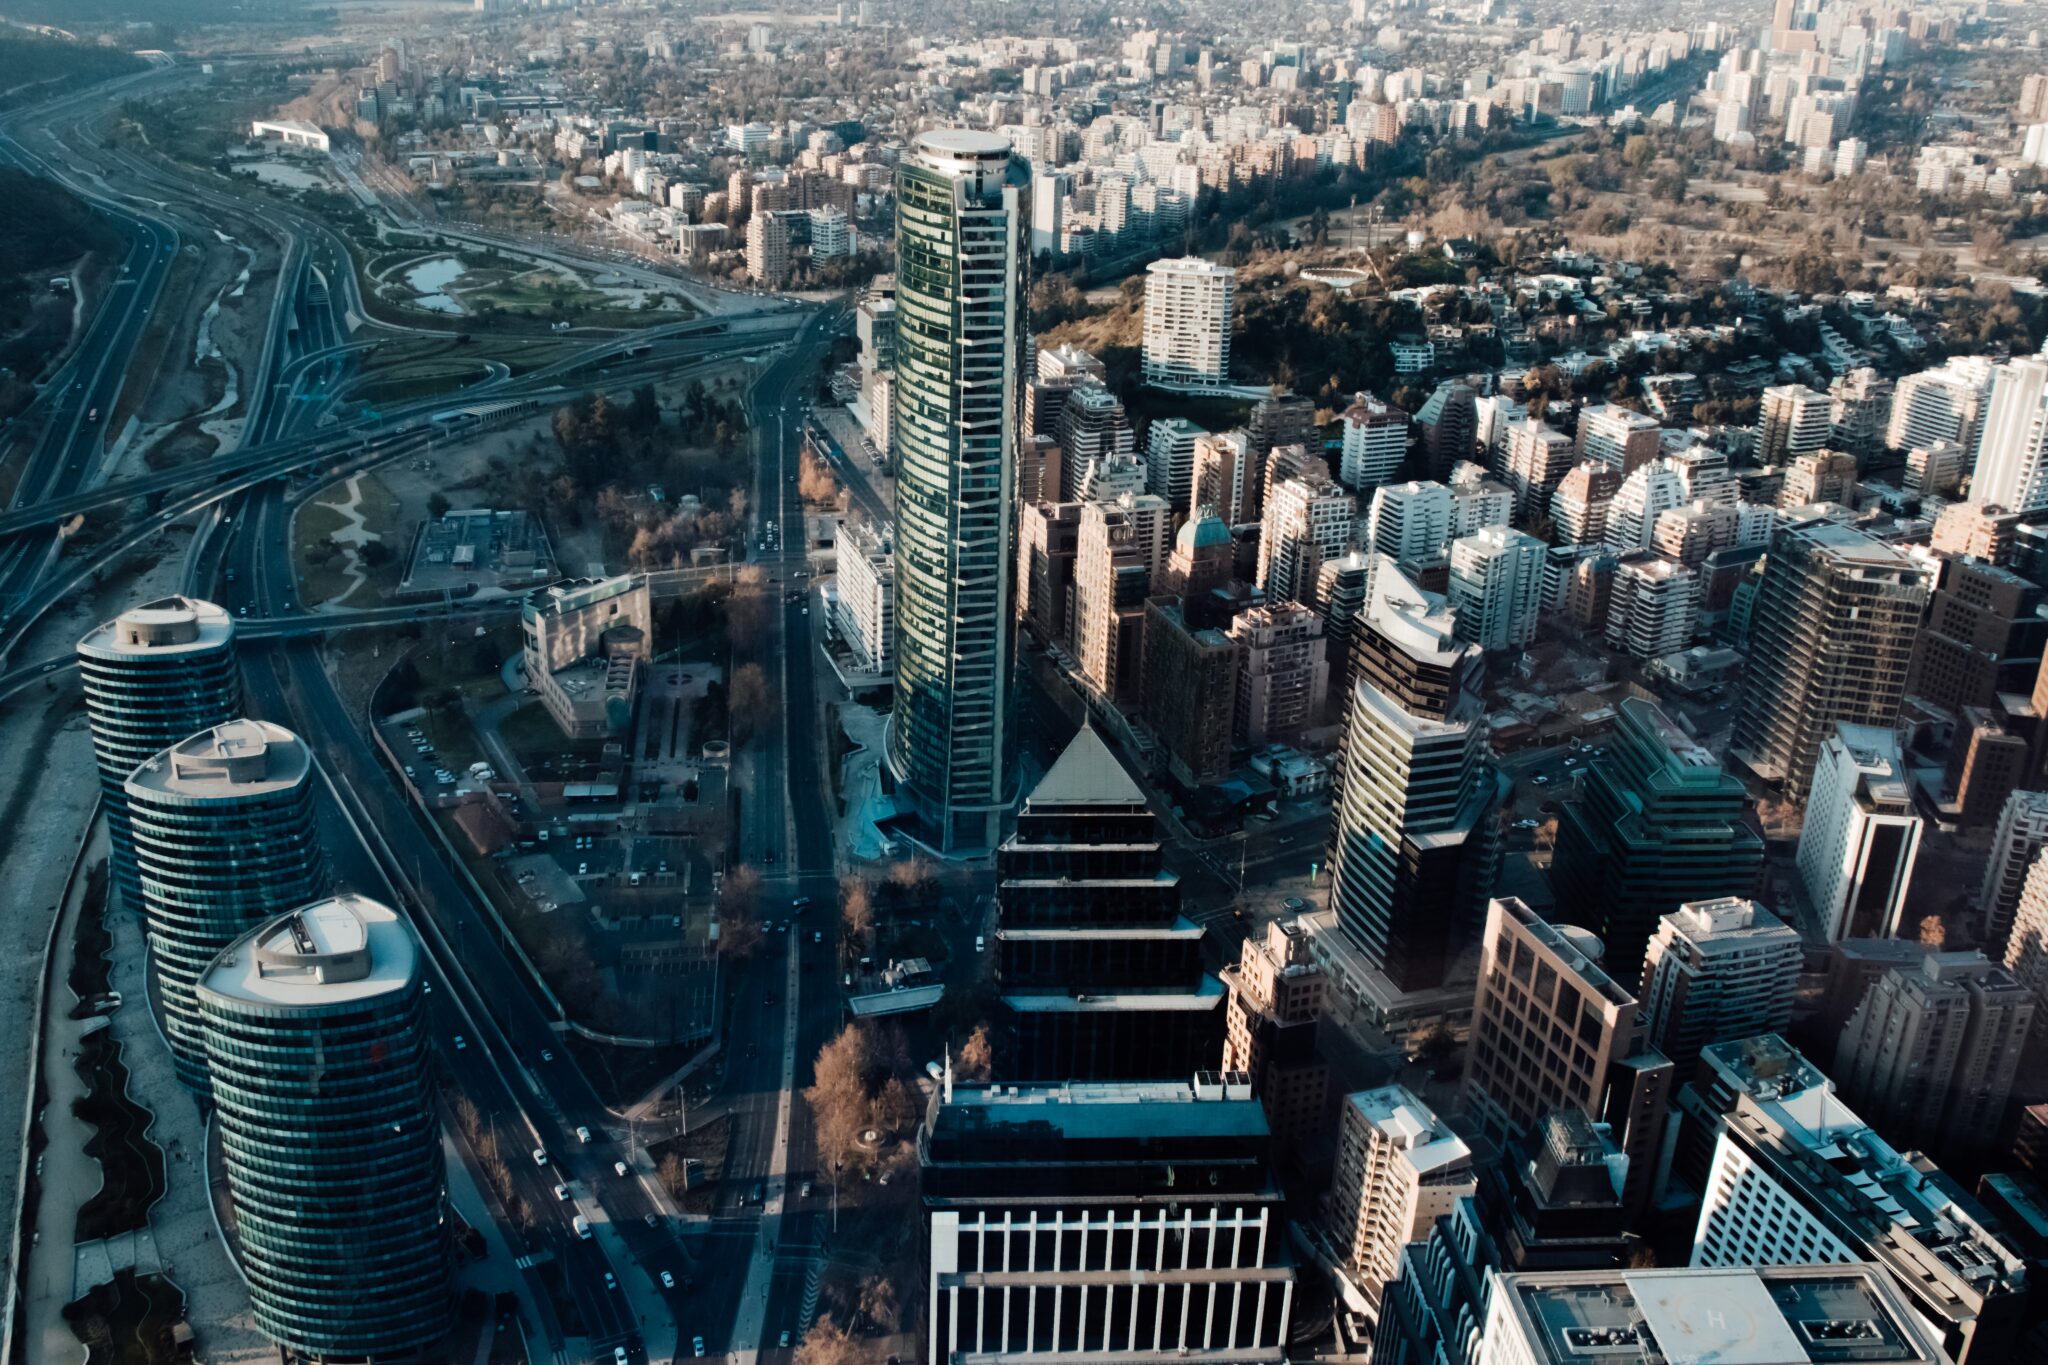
[975,935,986,953]
[532,1148,548,1167]
[781,1332,792,1349]
[453,1035,467,1050]
[660,1270,676,1290]
[615,1349,630,1365]
[1532,775,1550,785]
[927,1060,945,1082]
[790,896,811,911]
[751,1182,765,1204]
[542,1049,554,1062]
[801,1181,812,1198]
[615,1160,630,1177]
[813,930,823,945]
[578,862,589,875]
[604,1271,617,1291]
[692,1338,706,1358]
[576,1125,591,1143]
[553,1183,570,1202]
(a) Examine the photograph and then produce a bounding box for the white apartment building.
[834,519,894,674]
[1639,898,1802,1074]
[1145,417,1206,512]
[1328,1085,1474,1310]
[1259,477,1356,607]
[1447,525,1544,651]
[1604,458,1689,555]
[1795,723,1924,942]
[1141,256,1235,390]
[1605,552,1695,660]
[1574,403,1662,474]
[1340,393,1411,492]
[1980,788,2048,959]
[1757,384,1834,464]
[1970,354,2048,511]
[1364,481,1453,571]
[1887,356,1994,454]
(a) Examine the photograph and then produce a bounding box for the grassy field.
[292,472,404,606]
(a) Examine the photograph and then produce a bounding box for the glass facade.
[889,131,1023,852]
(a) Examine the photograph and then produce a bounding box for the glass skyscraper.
[125,719,327,1091]
[889,129,1025,852]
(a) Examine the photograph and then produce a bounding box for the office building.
[1328,561,1502,993]
[1258,475,1355,608]
[1906,557,2048,715]
[1970,354,2048,512]
[1221,918,1328,1153]
[1157,507,1234,603]
[1141,599,1238,787]
[521,574,651,739]
[1329,1086,1474,1309]
[1552,697,1765,983]
[1462,898,1673,1217]
[1638,898,1801,1078]
[1680,1034,2027,1365]
[834,519,895,674]
[1574,403,1662,475]
[1477,1264,1949,1365]
[1758,383,1835,464]
[78,597,242,903]
[1836,951,2035,1163]
[1073,494,1171,704]
[1982,789,2048,958]
[1447,525,1544,651]
[1795,724,1923,943]
[1414,380,1477,481]
[1228,603,1330,745]
[920,1075,1294,1365]
[1887,355,1994,454]
[197,896,451,1360]
[890,130,1025,852]
[1141,256,1234,390]
[1550,463,1622,546]
[1144,416,1205,512]
[1731,520,1933,802]
[1340,393,1411,492]
[126,720,327,1091]
[994,727,1223,1080]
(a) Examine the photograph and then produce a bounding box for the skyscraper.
[993,726,1223,1079]
[1328,1086,1475,1309]
[1794,724,1924,942]
[1340,392,1411,492]
[1327,559,1503,992]
[1140,256,1234,390]
[197,896,451,1359]
[1731,519,1933,802]
[1072,493,1170,703]
[1970,354,2048,512]
[890,130,1026,851]
[1257,474,1354,607]
[1413,380,1476,481]
[1983,788,2048,958]
[1551,697,1765,982]
[77,597,241,902]
[1638,897,1801,1079]
[125,720,327,1090]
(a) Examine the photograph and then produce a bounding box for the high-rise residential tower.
[1970,353,2048,512]
[1637,897,1801,1079]
[890,130,1026,851]
[77,597,241,902]
[125,720,328,1090]
[1328,1085,1475,1309]
[1794,724,1924,942]
[197,896,451,1360]
[1140,256,1234,389]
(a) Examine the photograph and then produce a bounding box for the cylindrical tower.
[126,719,327,1091]
[197,895,451,1360]
[888,129,1025,853]
[77,597,241,902]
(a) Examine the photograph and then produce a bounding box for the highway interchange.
[1,59,852,1365]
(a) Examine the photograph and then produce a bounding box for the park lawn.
[292,472,406,607]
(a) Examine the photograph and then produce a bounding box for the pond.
[402,256,468,314]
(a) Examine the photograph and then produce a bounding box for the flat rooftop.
[198,895,417,1009]
[79,596,233,659]
[935,1074,1267,1143]
[126,718,309,802]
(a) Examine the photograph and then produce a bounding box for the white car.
[452,1035,466,1050]
[577,1126,592,1144]
[553,1183,570,1202]
[615,1349,630,1365]
[532,1148,548,1167]
[661,1270,676,1290]
[614,1160,630,1178]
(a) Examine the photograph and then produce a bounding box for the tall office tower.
[1056,384,1137,500]
[1413,380,1476,481]
[1447,525,1544,651]
[1603,458,1688,554]
[1141,598,1238,786]
[1550,462,1621,546]
[1028,167,1070,255]
[1363,480,1453,574]
[1015,500,1081,646]
[1221,917,1329,1153]
[1462,898,1673,1217]
[1227,603,1330,745]
[78,597,242,903]
[1157,507,1233,602]
[1140,256,1234,390]
[1339,392,1411,492]
[1477,1265,1949,1365]
[1887,355,1994,454]
[1793,723,1923,942]
[993,726,1223,1079]
[1638,897,1801,1079]
[921,1075,1294,1365]
[1258,475,1355,607]
[1551,697,1765,983]
[1906,557,2048,714]
[1144,415,1205,512]
[197,896,451,1360]
[1757,383,1834,464]
[1573,403,1661,475]
[1191,429,1256,526]
[1835,952,2036,1163]
[1328,1086,1475,1310]
[1981,789,2048,957]
[1829,366,1894,459]
[1731,520,1933,802]
[1072,493,1170,704]
[126,721,327,1091]
[890,130,1025,852]
[1603,552,1695,660]
[1328,561,1502,993]
[1501,418,1574,517]
[1678,1036,2028,1365]
[1970,354,2048,511]
[1777,449,1859,509]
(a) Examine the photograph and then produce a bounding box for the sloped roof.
[1031,725,1146,807]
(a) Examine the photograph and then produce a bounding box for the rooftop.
[79,596,234,658]
[125,719,310,801]
[1028,724,1148,808]
[1348,1085,1471,1175]
[198,895,418,1009]
[935,1073,1267,1143]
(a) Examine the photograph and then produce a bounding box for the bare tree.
[840,875,874,950]
[729,662,777,745]
[793,1315,867,1365]
[720,864,765,958]
[1918,914,1947,949]
[955,1024,993,1081]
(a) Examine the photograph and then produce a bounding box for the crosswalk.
[513,1248,557,1271]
